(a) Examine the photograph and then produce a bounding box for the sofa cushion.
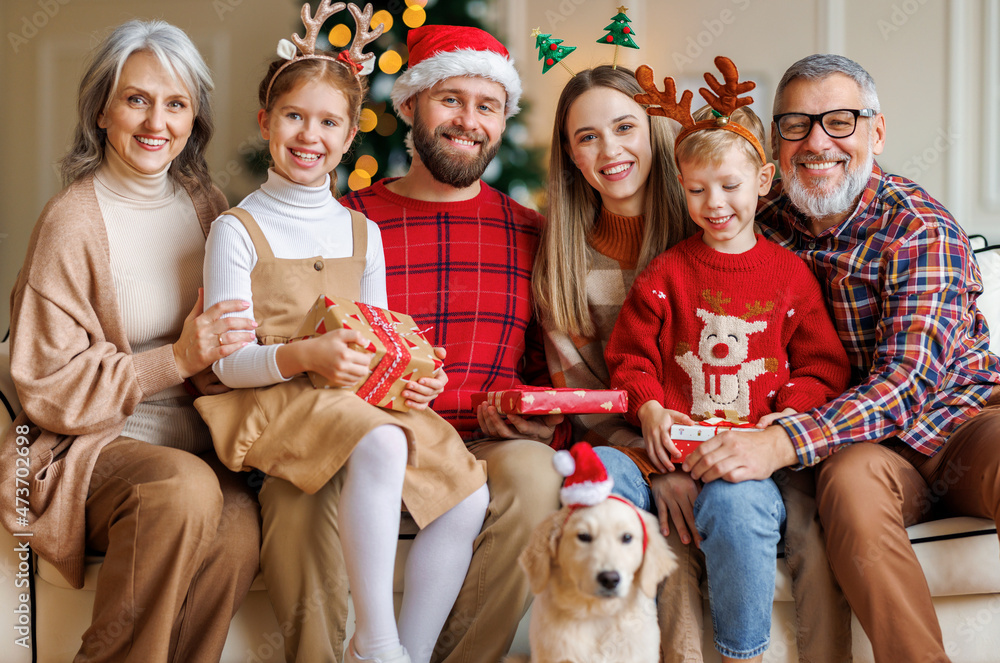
[910,517,1000,597]
[974,248,1000,354]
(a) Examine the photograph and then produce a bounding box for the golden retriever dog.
[506,496,677,663]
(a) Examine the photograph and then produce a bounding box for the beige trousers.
[78,437,261,663]
[259,437,561,663]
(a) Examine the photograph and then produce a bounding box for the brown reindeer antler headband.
[634,56,766,164]
[265,0,384,106]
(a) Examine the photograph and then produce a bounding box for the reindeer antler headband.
[633,56,766,164]
[265,0,384,107]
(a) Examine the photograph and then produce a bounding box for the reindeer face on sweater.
[694,309,766,367]
[674,290,777,420]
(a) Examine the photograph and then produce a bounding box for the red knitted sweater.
[341,179,554,440]
[606,232,850,424]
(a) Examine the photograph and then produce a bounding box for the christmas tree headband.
[634,56,766,165]
[265,0,384,107]
[532,4,639,76]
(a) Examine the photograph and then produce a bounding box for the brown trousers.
[259,437,561,663]
[77,437,261,663]
[817,390,1000,663]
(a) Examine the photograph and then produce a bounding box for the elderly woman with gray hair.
[0,20,259,662]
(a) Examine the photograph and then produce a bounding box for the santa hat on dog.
[391,24,523,123]
[553,442,614,508]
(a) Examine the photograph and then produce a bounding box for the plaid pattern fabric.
[342,179,551,440]
[544,210,645,449]
[757,162,1000,466]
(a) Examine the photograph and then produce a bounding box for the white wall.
[2,0,998,334]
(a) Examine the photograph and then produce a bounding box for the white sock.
[397,483,490,663]
[341,425,409,657]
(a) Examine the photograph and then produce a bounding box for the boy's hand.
[638,401,694,473]
[403,347,449,410]
[650,470,702,546]
[755,407,796,428]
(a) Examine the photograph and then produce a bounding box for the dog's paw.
[500,656,530,663]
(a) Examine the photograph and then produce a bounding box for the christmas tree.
[248,0,546,210]
[597,5,638,68]
[532,28,576,75]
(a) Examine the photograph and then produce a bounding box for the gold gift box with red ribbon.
[290,294,442,412]
[470,386,628,415]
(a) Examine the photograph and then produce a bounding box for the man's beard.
[411,109,501,189]
[783,132,875,221]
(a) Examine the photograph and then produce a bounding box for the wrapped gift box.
[471,386,627,415]
[669,418,761,461]
[290,294,442,412]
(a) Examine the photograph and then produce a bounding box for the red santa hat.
[553,442,614,508]
[391,24,523,124]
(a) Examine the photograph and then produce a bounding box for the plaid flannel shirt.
[757,162,1000,467]
[342,179,568,445]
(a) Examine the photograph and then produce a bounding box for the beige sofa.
[4,245,1000,662]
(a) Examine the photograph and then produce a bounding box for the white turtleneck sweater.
[94,144,213,453]
[205,169,387,388]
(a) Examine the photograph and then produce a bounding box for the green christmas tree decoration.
[597,5,638,68]
[531,27,576,75]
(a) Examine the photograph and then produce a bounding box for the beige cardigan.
[0,173,227,588]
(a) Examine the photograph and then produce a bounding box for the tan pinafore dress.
[195,207,487,527]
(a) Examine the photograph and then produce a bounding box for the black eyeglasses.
[773,108,877,141]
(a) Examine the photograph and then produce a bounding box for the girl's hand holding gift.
[277,328,372,386]
[638,400,695,473]
[403,347,449,410]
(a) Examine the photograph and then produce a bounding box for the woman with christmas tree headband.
[531,62,705,660]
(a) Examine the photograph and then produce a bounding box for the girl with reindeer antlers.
[601,57,850,662]
[194,4,488,662]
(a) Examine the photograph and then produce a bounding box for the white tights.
[340,425,489,663]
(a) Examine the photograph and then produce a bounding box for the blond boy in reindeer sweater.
[603,99,849,662]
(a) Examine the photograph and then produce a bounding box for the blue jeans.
[594,446,654,511]
[594,446,786,659]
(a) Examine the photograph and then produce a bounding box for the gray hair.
[773,54,880,114]
[60,20,215,189]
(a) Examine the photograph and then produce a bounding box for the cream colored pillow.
[976,249,1000,355]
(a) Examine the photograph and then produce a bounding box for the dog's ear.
[519,508,566,594]
[636,509,678,597]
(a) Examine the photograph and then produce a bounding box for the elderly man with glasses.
[681,53,1000,663]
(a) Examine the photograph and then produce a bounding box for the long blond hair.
[533,66,691,337]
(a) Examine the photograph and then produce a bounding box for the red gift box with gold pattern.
[290,294,442,412]
[470,386,628,415]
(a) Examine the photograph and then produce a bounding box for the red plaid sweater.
[606,233,850,425]
[342,179,558,441]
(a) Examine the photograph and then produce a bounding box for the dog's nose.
[597,571,620,590]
